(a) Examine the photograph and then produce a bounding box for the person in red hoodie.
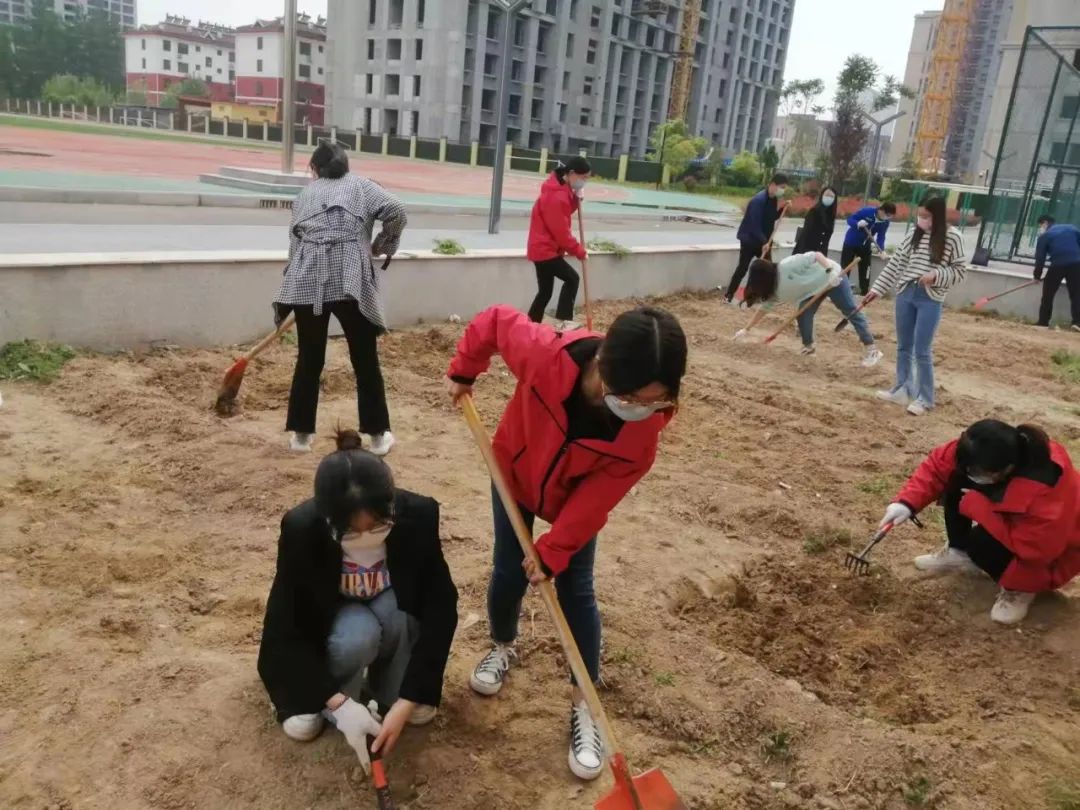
[526,157,592,329]
[444,304,687,780]
[878,419,1080,625]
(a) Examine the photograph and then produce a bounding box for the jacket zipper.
[536,440,570,517]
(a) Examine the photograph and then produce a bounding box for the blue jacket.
[843,206,889,250]
[737,189,780,245]
[1035,224,1080,273]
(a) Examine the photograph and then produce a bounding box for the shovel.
[366,735,396,809]
[459,395,686,810]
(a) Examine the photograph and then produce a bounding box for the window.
[563,70,570,91]
[509,94,521,114]
[318,67,323,75]
[299,64,311,79]
[565,33,574,58]
[411,110,419,133]
[583,77,592,95]
[586,39,596,64]
[418,0,425,25]
[257,36,263,50]
[481,89,496,110]
[163,39,172,51]
[389,0,403,27]
[140,38,145,50]
[369,0,377,25]
[141,58,146,68]
[534,65,546,83]
[229,52,234,62]
[368,39,375,59]
[205,57,212,67]
[229,70,235,81]
[487,7,499,39]
[178,42,188,55]
[217,49,222,56]
[415,39,423,60]
[386,74,401,96]
[558,102,566,122]
[484,53,498,75]
[580,109,591,126]
[217,68,222,75]
[531,98,543,119]
[196,46,201,52]
[1061,95,1079,120]
[178,61,189,73]
[319,45,324,53]
[364,108,373,132]
[591,5,601,27]
[256,59,263,72]
[366,74,374,93]
[255,80,264,96]
[537,23,549,54]
[514,17,527,46]
[300,41,311,57]
[413,75,421,96]
[388,38,402,60]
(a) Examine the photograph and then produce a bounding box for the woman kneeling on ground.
[733,251,883,366]
[444,304,687,781]
[257,430,458,772]
[879,419,1080,625]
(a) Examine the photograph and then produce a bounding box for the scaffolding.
[914,0,974,173]
[978,27,1080,264]
[667,0,701,121]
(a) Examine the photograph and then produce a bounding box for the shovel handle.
[576,205,594,332]
[459,396,622,763]
[763,255,859,344]
[244,314,296,362]
[974,279,1040,309]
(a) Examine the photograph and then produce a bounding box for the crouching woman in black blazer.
[258,430,458,773]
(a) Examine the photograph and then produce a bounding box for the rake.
[972,279,1040,310]
[844,515,924,575]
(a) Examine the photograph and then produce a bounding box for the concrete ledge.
[0,247,1072,350]
[0,184,296,209]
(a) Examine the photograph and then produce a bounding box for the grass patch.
[587,237,631,259]
[1050,350,1080,384]
[432,238,466,256]
[1049,780,1080,810]
[857,475,900,497]
[0,340,76,382]
[0,114,281,151]
[278,330,297,346]
[803,525,853,554]
[606,646,642,667]
[654,671,675,687]
[903,776,933,807]
[760,729,794,763]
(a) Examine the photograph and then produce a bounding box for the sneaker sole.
[469,672,504,697]
[567,747,604,781]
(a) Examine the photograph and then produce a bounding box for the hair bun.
[334,428,364,452]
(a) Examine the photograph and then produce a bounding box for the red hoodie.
[896,439,1080,592]
[448,305,672,575]
[527,172,585,263]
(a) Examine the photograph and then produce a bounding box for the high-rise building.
[1,0,136,28]
[325,0,793,158]
[886,10,940,171]
[124,16,235,106]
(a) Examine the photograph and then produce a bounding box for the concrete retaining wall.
[0,247,1071,351]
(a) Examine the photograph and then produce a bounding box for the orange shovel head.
[595,767,687,810]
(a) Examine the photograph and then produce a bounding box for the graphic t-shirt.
[339,526,392,601]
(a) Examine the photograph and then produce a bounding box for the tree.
[727,150,761,187]
[41,74,114,106]
[160,77,210,109]
[779,78,826,118]
[759,143,779,182]
[786,117,821,171]
[828,94,868,189]
[647,119,708,179]
[898,150,920,181]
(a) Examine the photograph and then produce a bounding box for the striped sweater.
[870,226,968,302]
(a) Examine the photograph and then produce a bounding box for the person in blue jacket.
[841,202,896,295]
[723,173,788,303]
[1034,215,1080,332]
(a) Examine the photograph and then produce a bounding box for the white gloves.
[331,698,383,773]
[879,502,912,530]
[827,270,843,288]
[733,328,749,340]
[858,219,870,230]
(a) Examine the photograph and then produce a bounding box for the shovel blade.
[595,768,687,810]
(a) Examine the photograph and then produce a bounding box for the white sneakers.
[469,643,517,696]
[568,701,605,781]
[906,399,931,416]
[283,712,325,741]
[991,589,1036,625]
[558,320,582,331]
[876,388,911,406]
[914,543,980,574]
[862,347,884,367]
[289,432,316,453]
[367,431,396,457]
[799,344,816,356]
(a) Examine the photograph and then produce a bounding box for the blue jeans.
[796,276,874,347]
[488,484,601,684]
[892,285,943,407]
[326,588,418,711]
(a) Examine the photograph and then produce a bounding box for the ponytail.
[1016,423,1052,468]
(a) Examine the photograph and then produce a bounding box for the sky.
[136,0,943,105]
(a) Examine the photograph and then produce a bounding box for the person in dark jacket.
[444,304,687,781]
[793,186,838,256]
[723,172,788,303]
[1033,215,1080,331]
[526,157,592,329]
[841,201,896,294]
[878,420,1080,625]
[257,429,458,773]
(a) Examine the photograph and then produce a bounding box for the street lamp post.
[281,0,298,174]
[487,0,531,235]
[861,109,904,201]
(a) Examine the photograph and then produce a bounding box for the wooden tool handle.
[763,256,859,344]
[244,314,296,362]
[576,205,594,332]
[460,395,619,758]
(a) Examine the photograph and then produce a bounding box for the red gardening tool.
[213,314,296,416]
[844,514,925,575]
[460,395,686,810]
[972,279,1040,310]
[365,735,396,809]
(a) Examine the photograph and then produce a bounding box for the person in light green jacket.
[733,252,884,367]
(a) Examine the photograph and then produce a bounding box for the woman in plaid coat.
[274,142,408,456]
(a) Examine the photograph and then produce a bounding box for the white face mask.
[821,194,835,206]
[1039,225,1050,236]
[968,474,998,486]
[917,216,932,231]
[570,178,587,191]
[603,395,662,422]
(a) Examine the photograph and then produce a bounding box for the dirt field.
[1,293,1079,810]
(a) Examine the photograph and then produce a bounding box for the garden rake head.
[844,523,895,576]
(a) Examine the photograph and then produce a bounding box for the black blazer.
[257,489,458,721]
[793,204,835,255]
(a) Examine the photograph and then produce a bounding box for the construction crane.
[632,0,702,123]
[914,0,974,174]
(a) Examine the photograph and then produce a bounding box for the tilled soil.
[1,292,1078,810]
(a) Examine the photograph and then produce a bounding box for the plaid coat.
[274,173,407,331]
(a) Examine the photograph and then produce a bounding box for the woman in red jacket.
[445,304,686,780]
[526,157,591,329]
[879,419,1080,625]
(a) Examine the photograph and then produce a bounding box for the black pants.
[943,488,1015,582]
[1037,261,1080,327]
[841,242,873,295]
[286,301,390,436]
[724,239,766,301]
[528,257,580,322]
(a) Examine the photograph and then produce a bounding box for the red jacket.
[448,305,672,575]
[896,439,1080,592]
[527,173,585,263]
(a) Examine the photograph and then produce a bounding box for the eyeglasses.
[601,379,675,411]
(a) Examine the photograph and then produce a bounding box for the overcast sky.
[137,0,944,106]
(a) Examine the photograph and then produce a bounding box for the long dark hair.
[313,429,395,537]
[816,185,838,230]
[954,420,1052,480]
[742,258,779,306]
[599,306,687,400]
[912,196,947,264]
